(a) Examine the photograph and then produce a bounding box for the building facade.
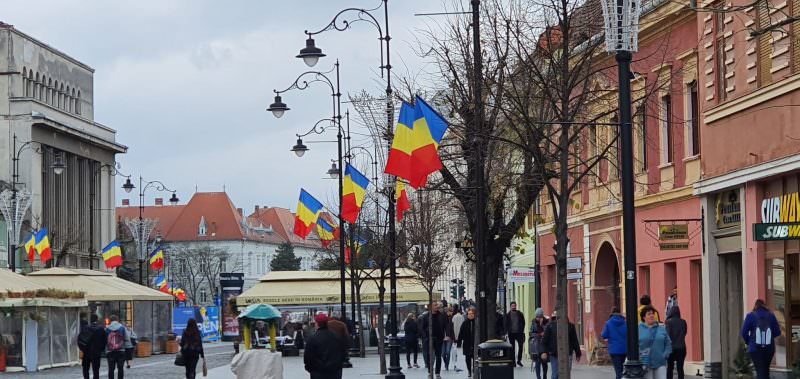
[0,22,126,271]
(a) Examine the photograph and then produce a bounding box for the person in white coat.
[451,306,465,372]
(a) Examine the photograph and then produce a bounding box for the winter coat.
[741,306,781,353]
[457,318,476,357]
[124,327,135,349]
[417,312,429,340]
[528,318,548,356]
[664,306,687,351]
[105,321,129,353]
[495,312,506,337]
[403,319,419,346]
[180,329,205,358]
[542,318,581,359]
[452,313,465,340]
[665,295,678,317]
[601,314,627,355]
[445,315,456,340]
[304,326,345,378]
[639,322,671,369]
[420,311,447,342]
[81,322,108,359]
[327,319,351,350]
[505,310,526,334]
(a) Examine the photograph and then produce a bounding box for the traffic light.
[457,279,465,298]
[450,285,458,299]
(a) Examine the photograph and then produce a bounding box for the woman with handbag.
[529,308,549,379]
[180,318,206,379]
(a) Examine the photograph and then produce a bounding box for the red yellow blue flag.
[293,189,324,239]
[24,232,37,262]
[316,217,337,248]
[102,241,123,269]
[149,246,164,270]
[35,228,52,264]
[396,180,411,222]
[342,163,370,223]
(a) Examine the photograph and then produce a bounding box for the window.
[661,94,673,164]
[198,216,207,236]
[688,82,700,156]
[637,105,648,172]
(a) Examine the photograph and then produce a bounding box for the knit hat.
[314,313,329,326]
[535,308,544,318]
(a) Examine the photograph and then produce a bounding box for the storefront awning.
[0,269,87,307]
[237,269,440,306]
[27,268,173,301]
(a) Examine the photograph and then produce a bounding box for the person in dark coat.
[403,313,420,368]
[504,301,526,367]
[443,307,456,371]
[456,307,476,377]
[601,307,627,379]
[665,305,687,379]
[420,301,447,377]
[529,308,549,379]
[417,310,430,369]
[180,318,205,379]
[741,299,781,379]
[304,313,345,379]
[542,311,581,379]
[327,317,351,366]
[495,308,507,339]
[79,314,107,379]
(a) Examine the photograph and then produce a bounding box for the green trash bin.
[477,339,514,378]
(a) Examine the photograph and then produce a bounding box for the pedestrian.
[124,326,136,369]
[740,299,781,379]
[665,287,678,317]
[601,307,627,379]
[451,306,465,372]
[304,313,345,379]
[180,318,206,379]
[304,321,316,341]
[528,308,548,379]
[420,301,447,379]
[78,314,107,379]
[504,301,526,367]
[443,307,456,371]
[403,313,420,368]
[417,308,430,369]
[105,315,128,379]
[638,295,661,323]
[639,305,672,379]
[327,316,351,366]
[542,311,581,379]
[456,307,476,378]
[665,305,687,379]
[495,307,507,340]
[293,323,305,350]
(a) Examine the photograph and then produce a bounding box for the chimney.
[155,198,164,206]
[122,199,130,206]
[237,208,243,217]
[255,205,260,212]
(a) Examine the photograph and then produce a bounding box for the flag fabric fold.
[396,180,411,222]
[153,274,168,291]
[384,102,416,180]
[24,233,37,262]
[35,228,52,264]
[344,235,367,264]
[102,241,123,269]
[316,217,337,248]
[342,163,370,223]
[293,189,324,239]
[149,246,164,270]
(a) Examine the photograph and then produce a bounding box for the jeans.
[532,355,548,379]
[107,351,125,379]
[427,339,443,374]
[422,338,430,368]
[750,349,774,379]
[82,355,101,379]
[644,366,667,379]
[406,340,419,366]
[550,355,572,379]
[667,348,686,379]
[610,354,626,379]
[442,340,453,369]
[508,332,525,363]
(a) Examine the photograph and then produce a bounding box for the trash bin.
[477,340,514,378]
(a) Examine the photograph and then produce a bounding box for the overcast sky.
[4,0,450,213]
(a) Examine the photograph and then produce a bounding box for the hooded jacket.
[601,314,627,355]
[665,306,687,350]
[542,317,581,358]
[105,321,130,353]
[304,324,345,377]
[639,322,671,369]
[741,306,781,353]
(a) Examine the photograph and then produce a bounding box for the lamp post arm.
[297,118,336,138]
[273,69,336,96]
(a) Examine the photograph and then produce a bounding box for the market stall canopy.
[0,268,87,307]
[27,268,173,301]
[238,304,281,320]
[237,269,439,306]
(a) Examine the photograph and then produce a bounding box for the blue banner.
[172,306,220,342]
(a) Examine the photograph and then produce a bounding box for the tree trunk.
[428,291,434,379]
[356,284,365,357]
[377,281,387,374]
[555,122,573,379]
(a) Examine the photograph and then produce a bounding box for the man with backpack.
[78,314,107,379]
[106,315,131,379]
[741,299,781,379]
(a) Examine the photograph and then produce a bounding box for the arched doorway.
[592,242,621,342]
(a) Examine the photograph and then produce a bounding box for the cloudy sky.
[4,0,452,212]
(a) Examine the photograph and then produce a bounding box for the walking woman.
[403,313,420,368]
[741,299,781,379]
[601,307,627,379]
[456,307,476,377]
[180,319,205,379]
[665,305,687,379]
[639,306,672,379]
[528,308,549,379]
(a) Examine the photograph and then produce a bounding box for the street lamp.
[266,95,290,118]
[599,0,642,376]
[327,162,340,179]
[291,138,308,157]
[296,37,326,68]
[0,134,67,272]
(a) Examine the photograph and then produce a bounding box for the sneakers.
[517,360,523,367]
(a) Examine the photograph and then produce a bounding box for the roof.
[116,204,185,238]
[237,269,437,306]
[0,269,87,307]
[249,207,325,249]
[0,268,45,292]
[27,268,173,301]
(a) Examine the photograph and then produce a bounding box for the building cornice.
[704,73,800,124]
[694,154,800,195]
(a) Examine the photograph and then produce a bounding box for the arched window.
[58,83,64,109]
[69,87,75,112]
[21,67,27,97]
[46,78,52,104]
[34,73,40,100]
[76,90,81,115]
[28,70,33,97]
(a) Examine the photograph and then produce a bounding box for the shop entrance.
[719,252,743,379]
[592,242,621,341]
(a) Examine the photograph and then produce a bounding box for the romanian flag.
[172,288,187,302]
[153,274,168,292]
[384,102,416,181]
[35,228,52,264]
[149,246,164,270]
[24,233,37,262]
[396,180,411,222]
[293,189,324,239]
[101,241,123,269]
[342,163,370,223]
[344,235,367,264]
[317,217,337,248]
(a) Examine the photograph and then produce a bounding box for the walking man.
[78,314,106,379]
[105,315,129,379]
[304,313,345,379]
[420,301,447,379]
[543,311,581,379]
[505,301,526,367]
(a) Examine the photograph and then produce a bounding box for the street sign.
[567,272,583,280]
[508,267,536,283]
[567,257,582,270]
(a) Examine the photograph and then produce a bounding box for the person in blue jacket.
[601,307,627,379]
[639,305,671,379]
[740,299,781,379]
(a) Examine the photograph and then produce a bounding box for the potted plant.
[730,343,754,379]
[136,337,152,358]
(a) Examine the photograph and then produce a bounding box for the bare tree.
[169,244,234,305]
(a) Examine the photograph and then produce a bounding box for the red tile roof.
[248,207,325,249]
[116,204,185,238]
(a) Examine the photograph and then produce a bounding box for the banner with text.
[508,267,536,283]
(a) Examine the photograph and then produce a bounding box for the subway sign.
[755,192,800,241]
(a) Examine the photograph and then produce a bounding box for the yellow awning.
[0,268,87,307]
[27,268,173,301]
[237,269,439,306]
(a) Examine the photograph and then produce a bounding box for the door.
[719,252,743,379]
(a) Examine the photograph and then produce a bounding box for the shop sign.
[753,191,800,241]
[567,257,582,270]
[753,223,800,241]
[716,190,741,228]
[508,267,536,283]
[658,224,689,250]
